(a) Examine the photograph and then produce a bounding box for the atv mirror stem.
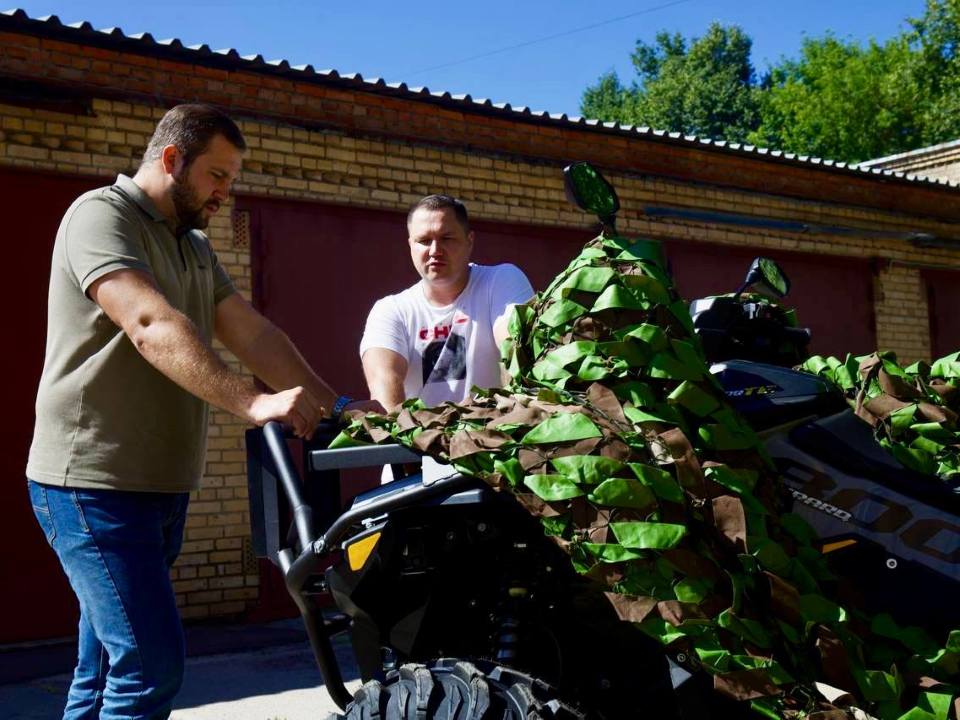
[733,278,757,299]
[599,216,618,236]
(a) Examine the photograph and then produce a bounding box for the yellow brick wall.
[5,96,959,619]
[873,264,933,365]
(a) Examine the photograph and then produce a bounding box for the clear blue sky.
[10,0,927,116]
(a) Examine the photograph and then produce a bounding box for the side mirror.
[563,162,620,230]
[736,257,790,298]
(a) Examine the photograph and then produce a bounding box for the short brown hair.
[142,104,246,169]
[408,194,471,234]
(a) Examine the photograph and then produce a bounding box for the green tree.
[580,71,636,125]
[584,1,960,164]
[907,0,960,145]
[747,0,959,162]
[748,35,922,163]
[580,23,761,143]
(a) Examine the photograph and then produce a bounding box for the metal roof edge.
[859,138,960,169]
[1,8,959,192]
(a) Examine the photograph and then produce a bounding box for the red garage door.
[924,269,960,361]
[2,168,102,644]
[666,242,877,359]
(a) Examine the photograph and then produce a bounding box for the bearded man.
[26,104,380,719]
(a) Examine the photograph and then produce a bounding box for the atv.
[688,256,958,641]
[246,164,958,719]
[247,417,731,718]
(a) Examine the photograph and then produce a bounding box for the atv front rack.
[246,420,472,709]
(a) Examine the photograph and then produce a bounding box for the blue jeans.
[28,480,190,719]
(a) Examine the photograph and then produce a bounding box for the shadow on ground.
[1,620,362,720]
[0,618,313,685]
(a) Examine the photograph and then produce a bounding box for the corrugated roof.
[860,138,960,171]
[1,7,958,191]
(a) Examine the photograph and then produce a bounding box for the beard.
[171,170,216,232]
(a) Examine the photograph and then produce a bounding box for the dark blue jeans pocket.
[27,481,56,546]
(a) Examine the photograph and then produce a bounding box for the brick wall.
[873,264,933,364]
[2,25,959,221]
[3,27,960,621]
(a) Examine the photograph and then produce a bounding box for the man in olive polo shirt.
[26,104,380,719]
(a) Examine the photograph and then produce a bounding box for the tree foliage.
[908,0,960,145]
[581,0,960,163]
[748,36,921,163]
[580,71,636,125]
[582,23,760,143]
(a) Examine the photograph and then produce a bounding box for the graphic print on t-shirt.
[420,310,470,386]
[422,333,467,385]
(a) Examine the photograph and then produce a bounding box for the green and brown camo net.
[334,232,959,719]
[801,351,960,484]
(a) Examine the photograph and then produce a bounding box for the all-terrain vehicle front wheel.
[332,658,586,719]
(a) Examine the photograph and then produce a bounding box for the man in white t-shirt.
[360,195,534,411]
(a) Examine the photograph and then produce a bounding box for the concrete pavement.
[1,620,364,720]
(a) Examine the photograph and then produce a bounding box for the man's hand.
[341,399,387,420]
[247,386,325,440]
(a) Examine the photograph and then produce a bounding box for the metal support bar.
[252,423,473,711]
[256,421,353,710]
[644,204,940,243]
[309,443,421,471]
[263,422,317,552]
[283,560,353,710]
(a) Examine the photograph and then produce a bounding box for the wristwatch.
[331,395,354,420]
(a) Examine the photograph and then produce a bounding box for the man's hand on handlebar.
[249,395,386,440]
[248,387,324,440]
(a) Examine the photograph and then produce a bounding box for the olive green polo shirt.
[27,174,236,492]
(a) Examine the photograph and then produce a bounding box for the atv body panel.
[709,364,959,639]
[712,360,846,427]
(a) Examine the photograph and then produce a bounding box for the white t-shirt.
[360,263,534,406]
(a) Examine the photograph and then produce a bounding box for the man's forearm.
[228,322,338,414]
[89,269,322,437]
[362,348,408,412]
[129,310,260,420]
[368,378,405,412]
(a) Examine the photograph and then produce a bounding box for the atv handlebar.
[257,420,424,558]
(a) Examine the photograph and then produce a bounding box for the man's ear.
[160,144,180,176]
[467,231,475,247]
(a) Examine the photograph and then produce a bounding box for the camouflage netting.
[334,232,960,719]
[801,352,960,484]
